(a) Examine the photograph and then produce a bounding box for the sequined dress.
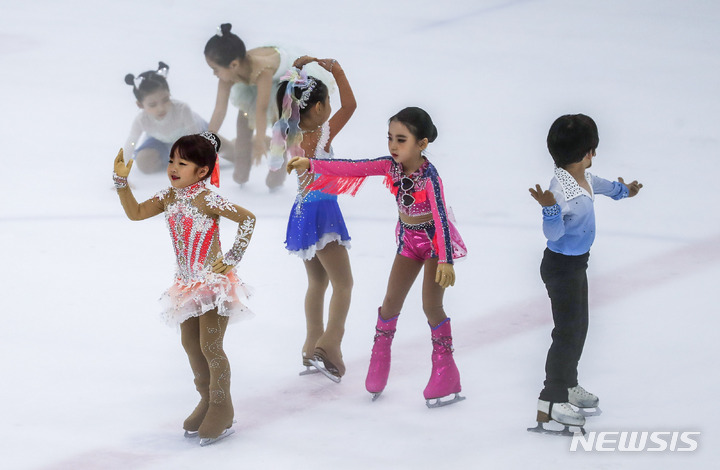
[116,180,255,326]
[285,122,351,259]
[309,156,467,264]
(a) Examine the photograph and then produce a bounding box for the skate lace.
[431,335,453,352]
[374,327,396,341]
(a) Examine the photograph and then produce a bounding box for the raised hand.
[316,58,338,73]
[292,55,318,69]
[114,148,133,177]
[618,177,643,197]
[529,184,557,207]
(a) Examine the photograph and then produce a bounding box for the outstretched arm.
[208,80,232,133]
[286,156,311,174]
[251,68,274,164]
[529,183,565,241]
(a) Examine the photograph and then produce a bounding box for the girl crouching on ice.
[287,107,467,407]
[113,132,255,445]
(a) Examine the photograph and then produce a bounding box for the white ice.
[1,0,718,469]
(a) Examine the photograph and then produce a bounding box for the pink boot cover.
[423,318,462,400]
[365,310,398,394]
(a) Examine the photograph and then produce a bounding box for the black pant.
[538,248,590,403]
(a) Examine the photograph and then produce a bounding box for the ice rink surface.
[1,0,718,468]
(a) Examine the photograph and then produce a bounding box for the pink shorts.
[395,220,467,262]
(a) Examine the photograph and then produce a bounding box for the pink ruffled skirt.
[159,270,253,327]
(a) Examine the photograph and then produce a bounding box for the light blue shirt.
[541,167,629,256]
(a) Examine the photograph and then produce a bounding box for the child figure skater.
[204,24,332,190]
[112,132,256,446]
[528,114,642,433]
[287,107,467,407]
[124,62,226,173]
[269,56,356,382]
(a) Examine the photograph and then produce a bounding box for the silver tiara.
[200,132,219,151]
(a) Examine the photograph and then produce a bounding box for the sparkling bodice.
[164,181,220,283]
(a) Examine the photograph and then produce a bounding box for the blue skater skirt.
[285,190,351,260]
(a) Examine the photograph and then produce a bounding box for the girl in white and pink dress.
[287,107,467,407]
[113,132,255,445]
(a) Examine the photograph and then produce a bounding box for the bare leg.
[380,254,424,320]
[312,242,353,376]
[134,148,164,173]
[234,112,253,184]
[302,256,329,365]
[421,258,448,327]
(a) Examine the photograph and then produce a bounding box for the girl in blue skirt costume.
[269,56,356,382]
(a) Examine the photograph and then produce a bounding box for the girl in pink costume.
[113,132,256,445]
[287,107,467,407]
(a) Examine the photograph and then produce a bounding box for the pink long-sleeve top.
[309,156,457,264]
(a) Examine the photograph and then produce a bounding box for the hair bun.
[220,23,232,36]
[124,74,135,86]
[157,61,169,72]
[428,124,438,143]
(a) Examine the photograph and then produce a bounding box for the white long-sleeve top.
[123,99,206,157]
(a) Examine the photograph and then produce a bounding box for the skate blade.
[299,365,320,376]
[308,357,341,383]
[184,430,198,439]
[425,393,466,409]
[199,428,235,447]
[370,391,382,402]
[527,422,585,437]
[576,406,602,417]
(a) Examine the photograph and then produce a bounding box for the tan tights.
[379,254,447,327]
[302,241,353,375]
[180,309,233,437]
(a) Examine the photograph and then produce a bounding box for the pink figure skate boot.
[365,310,398,400]
[423,318,465,408]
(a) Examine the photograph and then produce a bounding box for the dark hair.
[275,76,329,116]
[169,133,221,179]
[389,107,438,143]
[204,23,246,67]
[124,62,170,102]
[546,114,599,168]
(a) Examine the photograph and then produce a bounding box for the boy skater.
[529,114,642,432]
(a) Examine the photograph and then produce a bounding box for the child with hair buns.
[123,62,231,173]
[113,132,255,446]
